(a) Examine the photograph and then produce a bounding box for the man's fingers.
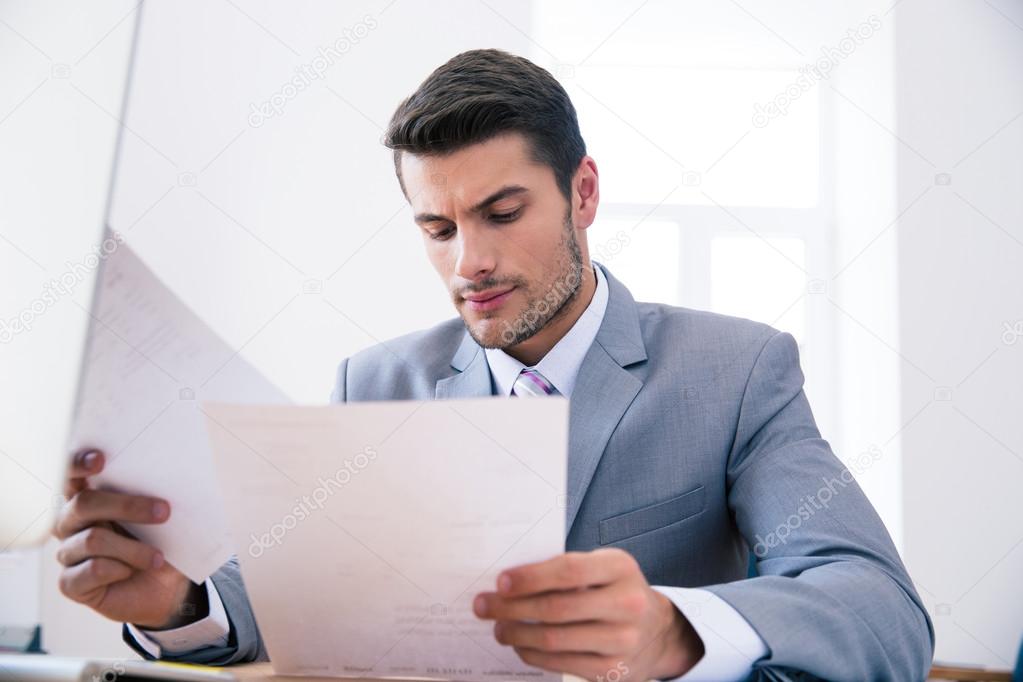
[55,489,170,539]
[58,557,134,602]
[476,583,645,624]
[67,448,104,479]
[62,449,104,499]
[57,526,164,572]
[497,549,637,598]
[495,620,637,657]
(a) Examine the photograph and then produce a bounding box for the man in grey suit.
[55,49,933,680]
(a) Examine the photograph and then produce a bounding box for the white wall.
[3,0,536,657]
[0,0,139,656]
[896,0,1023,668]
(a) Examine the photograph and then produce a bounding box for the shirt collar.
[485,263,609,398]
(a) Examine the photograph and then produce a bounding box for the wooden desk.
[927,664,1013,681]
[232,662,1015,682]
[229,664,580,681]
[232,664,354,681]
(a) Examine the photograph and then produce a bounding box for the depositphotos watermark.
[590,230,632,264]
[499,266,583,345]
[248,446,377,557]
[1001,320,1023,345]
[247,14,379,127]
[498,233,637,345]
[752,15,882,128]
[0,231,125,345]
[94,659,128,681]
[598,662,630,682]
[751,444,883,557]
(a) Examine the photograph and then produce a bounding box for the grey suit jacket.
[126,265,934,681]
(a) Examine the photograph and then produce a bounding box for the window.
[531,4,837,445]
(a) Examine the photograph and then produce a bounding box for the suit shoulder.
[638,301,778,342]
[347,316,466,372]
[635,301,785,365]
[337,317,466,400]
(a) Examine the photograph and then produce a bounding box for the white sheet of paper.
[69,240,288,582]
[203,398,568,682]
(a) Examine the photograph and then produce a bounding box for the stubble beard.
[459,209,584,350]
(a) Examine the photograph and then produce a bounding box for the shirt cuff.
[651,586,768,681]
[125,578,230,657]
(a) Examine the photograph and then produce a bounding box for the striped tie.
[512,368,558,397]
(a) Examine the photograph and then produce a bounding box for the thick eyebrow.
[413,185,529,225]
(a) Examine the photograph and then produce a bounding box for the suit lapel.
[435,331,493,399]
[564,265,648,533]
[432,266,648,537]
[565,343,642,532]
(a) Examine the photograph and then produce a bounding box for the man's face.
[400,134,587,349]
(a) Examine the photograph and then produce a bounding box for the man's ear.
[573,156,600,230]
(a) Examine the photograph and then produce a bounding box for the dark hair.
[384,49,586,200]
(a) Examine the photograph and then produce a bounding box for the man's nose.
[454,226,498,282]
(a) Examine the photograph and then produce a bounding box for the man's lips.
[462,287,515,312]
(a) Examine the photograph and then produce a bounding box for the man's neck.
[504,264,598,367]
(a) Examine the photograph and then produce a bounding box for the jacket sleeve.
[704,331,934,681]
[122,556,268,664]
[122,359,353,664]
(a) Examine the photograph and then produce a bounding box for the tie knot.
[512,368,558,397]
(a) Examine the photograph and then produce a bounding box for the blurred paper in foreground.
[69,236,288,582]
[203,397,567,681]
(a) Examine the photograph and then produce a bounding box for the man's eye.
[429,226,455,241]
[489,209,521,223]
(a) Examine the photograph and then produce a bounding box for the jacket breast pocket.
[598,485,705,545]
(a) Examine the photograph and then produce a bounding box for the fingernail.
[82,450,100,469]
[152,552,165,569]
[493,622,505,640]
[473,595,489,617]
[497,573,512,594]
[152,500,170,521]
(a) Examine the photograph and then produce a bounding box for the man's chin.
[461,317,508,349]
[461,315,526,350]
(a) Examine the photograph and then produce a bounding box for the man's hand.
[53,449,207,630]
[474,548,704,681]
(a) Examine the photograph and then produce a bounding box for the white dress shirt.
[130,262,768,678]
[126,577,230,656]
[485,264,610,398]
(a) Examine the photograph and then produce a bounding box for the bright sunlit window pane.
[564,66,819,209]
[711,235,806,343]
[588,217,679,305]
